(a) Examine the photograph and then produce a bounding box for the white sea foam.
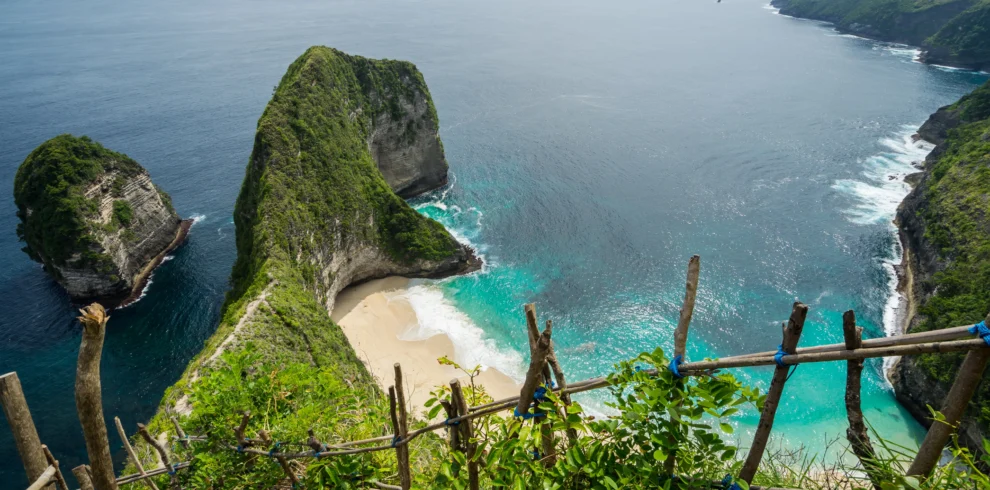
[763,2,780,14]
[190,213,206,226]
[833,129,932,225]
[162,255,175,262]
[833,126,936,374]
[388,285,525,381]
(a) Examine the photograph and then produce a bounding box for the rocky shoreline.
[115,218,193,309]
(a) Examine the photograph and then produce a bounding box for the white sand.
[332,277,520,417]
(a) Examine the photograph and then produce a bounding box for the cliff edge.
[14,135,187,305]
[164,46,478,414]
[771,0,990,71]
[890,80,990,451]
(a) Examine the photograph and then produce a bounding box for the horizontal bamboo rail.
[115,462,191,486]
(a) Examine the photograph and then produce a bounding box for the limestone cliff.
[890,80,990,451]
[14,135,187,305]
[163,46,478,408]
[771,0,990,70]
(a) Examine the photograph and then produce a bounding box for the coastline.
[331,276,520,416]
[117,218,194,309]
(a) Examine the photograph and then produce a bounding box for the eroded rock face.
[14,135,186,304]
[368,87,449,198]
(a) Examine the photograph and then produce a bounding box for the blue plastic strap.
[513,407,545,420]
[969,321,990,346]
[391,436,401,448]
[669,355,685,379]
[722,475,742,490]
[236,445,244,453]
[444,417,461,426]
[773,344,788,367]
[534,386,549,402]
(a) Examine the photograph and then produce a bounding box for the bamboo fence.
[4,256,990,490]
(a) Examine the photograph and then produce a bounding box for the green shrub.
[113,200,133,227]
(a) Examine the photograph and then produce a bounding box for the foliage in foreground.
[141,346,990,489]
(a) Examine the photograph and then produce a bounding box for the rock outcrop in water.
[890,80,990,452]
[163,46,477,411]
[771,0,990,71]
[14,135,188,305]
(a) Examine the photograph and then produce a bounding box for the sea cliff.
[13,135,188,306]
[158,45,477,426]
[771,0,990,71]
[890,79,990,451]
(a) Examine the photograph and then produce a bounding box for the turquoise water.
[0,0,987,485]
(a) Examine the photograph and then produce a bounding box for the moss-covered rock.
[771,0,990,70]
[159,46,478,421]
[891,79,990,453]
[13,134,185,303]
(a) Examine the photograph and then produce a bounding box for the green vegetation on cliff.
[906,111,990,425]
[146,46,471,485]
[772,0,990,69]
[13,134,145,269]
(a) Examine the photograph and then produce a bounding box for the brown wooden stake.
[738,302,808,484]
[441,399,460,450]
[42,445,67,490]
[0,371,52,489]
[547,337,578,444]
[393,364,412,490]
[74,304,118,490]
[233,411,255,449]
[514,319,554,418]
[908,313,990,477]
[450,379,479,490]
[665,255,701,474]
[169,416,188,450]
[259,429,299,487]
[73,465,95,490]
[136,423,179,489]
[26,464,57,490]
[525,304,554,385]
[842,311,880,489]
[114,417,159,490]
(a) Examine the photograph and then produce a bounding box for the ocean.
[0,0,987,485]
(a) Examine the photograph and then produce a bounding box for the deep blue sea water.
[1,0,987,485]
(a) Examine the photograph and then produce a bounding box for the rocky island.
[14,135,190,306]
[772,0,990,71]
[890,79,990,451]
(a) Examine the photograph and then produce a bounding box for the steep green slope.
[139,46,478,485]
[771,0,990,70]
[892,79,990,450]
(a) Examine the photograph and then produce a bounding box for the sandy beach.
[332,277,520,416]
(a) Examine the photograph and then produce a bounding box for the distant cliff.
[772,0,990,71]
[890,80,990,450]
[163,46,478,411]
[14,135,187,305]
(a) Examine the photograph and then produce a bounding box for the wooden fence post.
[0,372,52,489]
[259,429,299,487]
[664,255,700,474]
[907,312,990,477]
[75,304,118,490]
[842,311,880,489]
[137,423,179,489]
[169,415,189,449]
[72,465,95,490]
[114,417,159,490]
[451,380,480,490]
[393,364,412,490]
[738,302,807,483]
[42,445,68,490]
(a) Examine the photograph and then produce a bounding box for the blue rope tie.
[443,417,461,426]
[236,445,244,453]
[512,407,546,420]
[669,355,685,379]
[534,386,549,402]
[721,475,742,490]
[391,436,401,448]
[970,321,990,347]
[531,450,541,460]
[773,344,788,367]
